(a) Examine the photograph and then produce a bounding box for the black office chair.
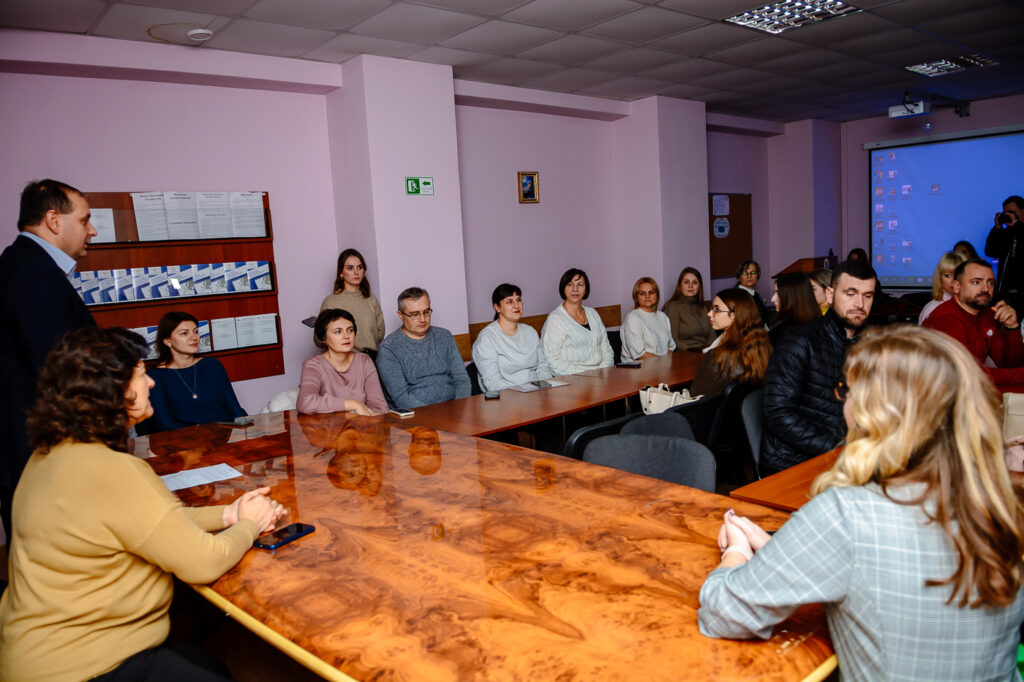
[607,329,622,365]
[664,392,725,445]
[562,412,642,460]
[620,412,695,440]
[741,389,764,476]
[705,381,759,484]
[583,434,716,493]
[465,361,483,395]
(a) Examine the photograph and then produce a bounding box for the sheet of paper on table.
[161,463,242,491]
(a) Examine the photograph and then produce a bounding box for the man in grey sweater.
[376,287,471,409]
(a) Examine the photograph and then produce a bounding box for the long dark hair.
[772,272,819,331]
[713,288,771,384]
[27,327,146,454]
[333,248,371,298]
[155,311,199,366]
[665,267,705,307]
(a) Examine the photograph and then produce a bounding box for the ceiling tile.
[869,0,1004,24]
[119,0,254,14]
[521,67,618,91]
[93,4,230,45]
[703,36,810,66]
[459,57,564,84]
[408,0,533,16]
[689,89,748,104]
[504,0,642,32]
[303,32,424,62]
[516,34,626,65]
[656,0,771,21]
[0,0,106,33]
[578,75,673,99]
[203,18,335,57]
[649,21,760,56]
[956,26,1022,55]
[747,46,843,74]
[873,42,970,68]
[798,58,884,82]
[656,82,716,99]
[440,19,563,54]
[830,27,938,56]
[349,3,485,44]
[581,47,680,74]
[406,45,502,68]
[637,56,732,81]
[729,74,811,95]
[918,5,1024,41]
[688,66,773,89]
[583,6,710,43]
[245,0,390,31]
[780,11,899,46]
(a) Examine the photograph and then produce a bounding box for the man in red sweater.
[923,258,1024,391]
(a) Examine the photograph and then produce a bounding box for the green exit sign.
[405,177,434,196]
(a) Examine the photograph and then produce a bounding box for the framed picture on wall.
[517,171,539,204]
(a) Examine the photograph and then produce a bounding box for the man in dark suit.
[1,179,97,545]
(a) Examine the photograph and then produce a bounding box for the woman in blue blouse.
[143,311,245,433]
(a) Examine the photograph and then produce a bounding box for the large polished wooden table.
[401,351,703,436]
[137,412,835,681]
[729,449,842,513]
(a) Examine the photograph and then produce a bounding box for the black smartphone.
[217,416,254,426]
[616,362,642,368]
[531,380,552,388]
[390,407,415,418]
[253,522,315,550]
[484,391,500,400]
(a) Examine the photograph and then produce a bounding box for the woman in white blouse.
[621,277,675,361]
[541,268,614,376]
[471,283,553,391]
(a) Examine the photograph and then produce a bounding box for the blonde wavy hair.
[812,324,1024,607]
[931,251,967,301]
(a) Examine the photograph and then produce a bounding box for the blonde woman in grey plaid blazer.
[699,324,1024,682]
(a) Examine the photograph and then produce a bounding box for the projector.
[889,101,931,118]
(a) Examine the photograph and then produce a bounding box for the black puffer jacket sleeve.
[760,313,849,472]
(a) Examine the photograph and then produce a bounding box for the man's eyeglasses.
[834,379,849,402]
[401,308,433,320]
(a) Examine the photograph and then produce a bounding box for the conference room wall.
[455,104,618,320]
[840,92,1024,261]
[0,71,338,414]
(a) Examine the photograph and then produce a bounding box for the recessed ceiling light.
[725,0,860,35]
[905,54,998,77]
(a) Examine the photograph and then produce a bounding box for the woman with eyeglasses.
[621,277,676,362]
[140,311,246,434]
[472,283,552,391]
[297,308,388,415]
[735,259,768,324]
[663,267,716,351]
[320,248,385,354]
[0,327,286,680]
[699,325,1024,680]
[689,288,771,397]
[541,268,613,376]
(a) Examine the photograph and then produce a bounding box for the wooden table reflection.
[138,412,834,681]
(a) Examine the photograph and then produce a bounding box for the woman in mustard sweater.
[0,326,285,681]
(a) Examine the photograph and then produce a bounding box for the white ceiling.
[2,0,1022,122]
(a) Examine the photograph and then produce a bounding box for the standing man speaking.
[0,180,97,546]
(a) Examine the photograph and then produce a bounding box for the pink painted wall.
[840,93,1024,256]
[0,71,339,413]
[456,104,617,320]
[706,131,769,298]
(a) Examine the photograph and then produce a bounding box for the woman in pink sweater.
[298,308,388,415]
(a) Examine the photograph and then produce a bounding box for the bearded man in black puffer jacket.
[760,260,877,475]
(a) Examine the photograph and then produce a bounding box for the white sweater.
[471,321,553,391]
[541,304,614,376]
[620,309,676,361]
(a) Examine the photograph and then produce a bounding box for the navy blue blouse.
[142,357,245,433]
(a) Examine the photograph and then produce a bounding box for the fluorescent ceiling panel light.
[905,54,998,77]
[726,0,859,35]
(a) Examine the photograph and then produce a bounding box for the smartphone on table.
[253,523,315,550]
